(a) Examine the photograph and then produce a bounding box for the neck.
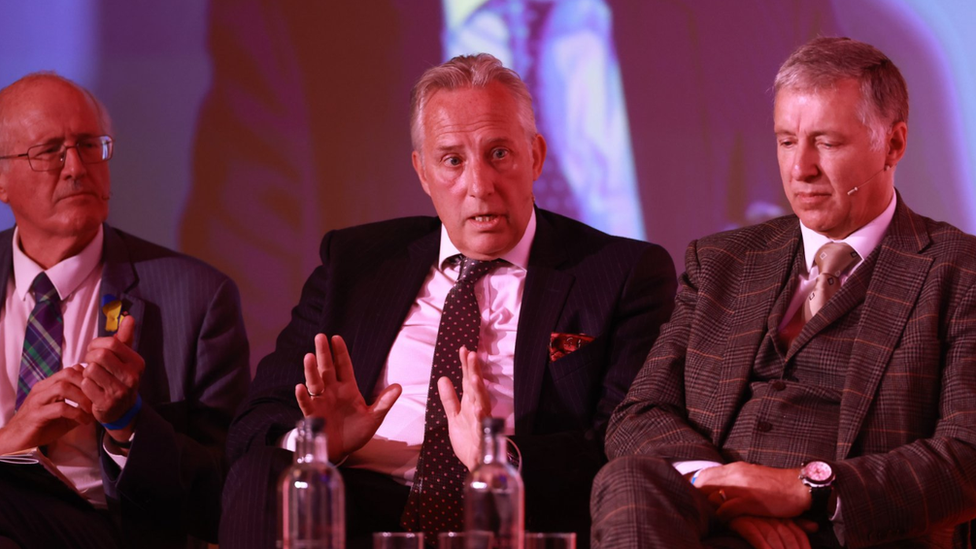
[17,228,98,269]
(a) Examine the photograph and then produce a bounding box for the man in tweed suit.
[591,37,976,548]
[221,54,676,548]
[0,74,249,548]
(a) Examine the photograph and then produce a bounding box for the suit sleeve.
[511,243,677,534]
[831,281,976,547]
[100,276,250,543]
[605,239,726,463]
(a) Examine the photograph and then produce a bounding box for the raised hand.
[82,314,144,443]
[438,346,493,471]
[295,334,401,464]
[0,365,94,454]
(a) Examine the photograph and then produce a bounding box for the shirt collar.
[12,225,104,302]
[799,193,897,273]
[438,208,537,271]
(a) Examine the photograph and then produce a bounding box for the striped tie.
[16,273,64,409]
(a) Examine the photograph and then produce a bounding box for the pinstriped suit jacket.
[228,207,676,538]
[0,224,250,548]
[606,198,976,547]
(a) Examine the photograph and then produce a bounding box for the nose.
[465,158,495,198]
[61,145,88,180]
[790,143,820,182]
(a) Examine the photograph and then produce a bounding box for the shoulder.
[318,216,440,260]
[535,208,668,258]
[688,214,797,265]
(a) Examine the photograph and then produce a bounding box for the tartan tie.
[16,273,64,409]
[781,242,860,346]
[401,256,498,540]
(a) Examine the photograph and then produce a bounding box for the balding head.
[0,72,114,268]
[0,73,112,159]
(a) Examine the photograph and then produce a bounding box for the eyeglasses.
[0,135,114,172]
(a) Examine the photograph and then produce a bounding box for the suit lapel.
[99,225,145,350]
[835,199,932,459]
[352,229,439,398]
[712,221,799,442]
[513,212,574,435]
[0,229,13,306]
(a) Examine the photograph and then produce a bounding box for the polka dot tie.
[781,242,860,347]
[401,256,499,541]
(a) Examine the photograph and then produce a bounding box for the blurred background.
[2,0,974,366]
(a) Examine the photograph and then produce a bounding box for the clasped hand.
[0,315,144,453]
[694,462,818,549]
[297,335,491,470]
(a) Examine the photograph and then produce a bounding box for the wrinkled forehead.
[1,78,104,146]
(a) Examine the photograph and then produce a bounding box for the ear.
[530,133,547,180]
[0,174,9,204]
[885,121,908,168]
[412,150,431,197]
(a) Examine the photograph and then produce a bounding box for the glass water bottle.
[464,417,524,549]
[279,417,345,548]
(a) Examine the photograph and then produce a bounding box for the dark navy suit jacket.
[227,208,676,543]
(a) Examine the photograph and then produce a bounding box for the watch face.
[802,461,833,483]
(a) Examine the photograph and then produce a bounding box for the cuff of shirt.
[102,431,134,468]
[672,459,722,481]
[277,426,347,466]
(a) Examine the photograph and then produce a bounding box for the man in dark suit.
[0,74,249,548]
[591,37,976,548]
[221,53,676,548]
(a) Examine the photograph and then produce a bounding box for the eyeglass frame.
[0,135,114,172]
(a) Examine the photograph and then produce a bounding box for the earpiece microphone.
[847,165,890,196]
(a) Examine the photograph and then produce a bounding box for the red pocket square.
[549,332,595,362]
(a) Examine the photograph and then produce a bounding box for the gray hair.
[409,53,536,152]
[774,37,908,149]
[0,72,113,158]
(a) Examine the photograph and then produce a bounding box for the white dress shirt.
[0,226,119,508]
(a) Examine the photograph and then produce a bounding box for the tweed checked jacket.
[607,198,976,547]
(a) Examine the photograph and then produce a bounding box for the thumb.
[437,377,460,418]
[115,315,136,347]
[369,383,402,418]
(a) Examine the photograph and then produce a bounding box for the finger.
[729,518,770,549]
[715,497,752,522]
[438,376,460,418]
[793,519,819,534]
[81,362,123,397]
[296,384,315,417]
[369,383,402,418]
[116,314,136,347]
[756,520,784,549]
[315,334,337,385]
[784,520,811,549]
[330,335,356,383]
[303,351,325,396]
[84,343,142,383]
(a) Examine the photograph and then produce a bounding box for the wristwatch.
[799,460,835,518]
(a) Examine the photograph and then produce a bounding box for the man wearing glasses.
[0,73,249,548]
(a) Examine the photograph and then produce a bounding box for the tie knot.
[456,256,500,285]
[30,273,60,304]
[814,242,860,278]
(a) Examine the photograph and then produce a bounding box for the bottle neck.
[295,428,330,464]
[481,431,507,466]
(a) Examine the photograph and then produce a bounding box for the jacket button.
[757,421,773,433]
[771,380,787,391]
